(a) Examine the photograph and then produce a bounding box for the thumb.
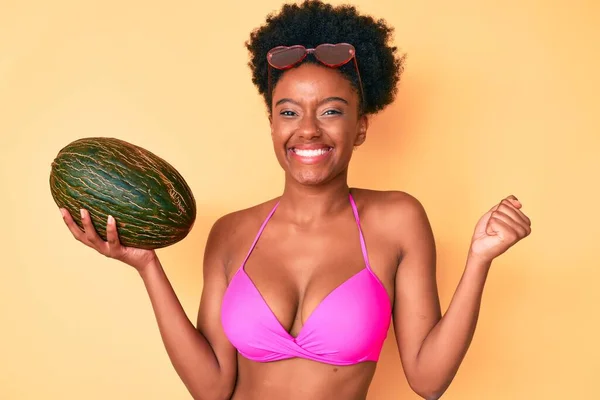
[484,203,502,236]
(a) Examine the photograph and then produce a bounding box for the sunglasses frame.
[266,43,365,110]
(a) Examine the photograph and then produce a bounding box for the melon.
[49,137,196,249]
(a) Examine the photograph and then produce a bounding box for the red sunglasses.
[266,43,365,106]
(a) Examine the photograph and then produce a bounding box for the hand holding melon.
[50,137,197,269]
[60,207,159,272]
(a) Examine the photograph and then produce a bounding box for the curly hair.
[246,0,406,115]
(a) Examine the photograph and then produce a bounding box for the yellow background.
[1,0,598,398]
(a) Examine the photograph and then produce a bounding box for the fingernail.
[59,208,65,218]
[108,215,114,224]
[80,209,85,218]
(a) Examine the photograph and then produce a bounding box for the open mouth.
[290,147,332,157]
[288,146,333,164]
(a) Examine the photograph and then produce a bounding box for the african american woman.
[60,1,532,399]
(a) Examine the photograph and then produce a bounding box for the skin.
[60,62,532,400]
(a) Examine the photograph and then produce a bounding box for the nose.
[297,114,322,139]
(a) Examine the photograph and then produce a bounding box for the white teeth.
[293,148,331,157]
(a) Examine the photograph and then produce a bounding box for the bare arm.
[61,209,237,400]
[139,216,237,399]
[392,195,531,399]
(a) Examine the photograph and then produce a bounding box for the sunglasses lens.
[314,43,354,66]
[268,46,306,68]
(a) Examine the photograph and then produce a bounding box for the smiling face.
[270,63,368,186]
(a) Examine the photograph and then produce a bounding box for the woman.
[59,1,531,399]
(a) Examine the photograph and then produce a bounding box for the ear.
[354,115,369,146]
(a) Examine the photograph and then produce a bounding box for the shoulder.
[204,197,280,272]
[351,188,433,255]
[210,197,280,237]
[351,188,429,224]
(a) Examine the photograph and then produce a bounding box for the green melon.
[49,137,196,249]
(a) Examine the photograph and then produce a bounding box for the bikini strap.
[239,195,371,272]
[348,193,373,272]
[238,200,280,272]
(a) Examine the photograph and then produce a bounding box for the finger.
[504,195,533,227]
[490,195,531,226]
[80,209,106,250]
[506,195,522,208]
[498,200,531,227]
[488,196,514,213]
[60,208,86,242]
[106,215,122,257]
[487,215,519,243]
[487,209,529,238]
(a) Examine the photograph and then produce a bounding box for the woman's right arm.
[61,209,238,400]
[139,214,238,399]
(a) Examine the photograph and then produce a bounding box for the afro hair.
[246,0,406,115]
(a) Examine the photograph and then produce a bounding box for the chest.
[226,213,398,338]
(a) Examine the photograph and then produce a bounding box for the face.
[269,63,368,186]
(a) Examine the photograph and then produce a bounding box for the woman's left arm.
[393,194,531,400]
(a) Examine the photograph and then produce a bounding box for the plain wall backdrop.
[1,0,599,398]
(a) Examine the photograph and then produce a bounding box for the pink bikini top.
[221,194,392,366]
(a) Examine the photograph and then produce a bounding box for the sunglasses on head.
[266,43,365,107]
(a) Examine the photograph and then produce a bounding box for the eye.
[280,110,297,117]
[322,109,342,116]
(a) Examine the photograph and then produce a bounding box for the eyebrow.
[274,96,349,107]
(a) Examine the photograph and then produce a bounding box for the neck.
[278,171,351,225]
